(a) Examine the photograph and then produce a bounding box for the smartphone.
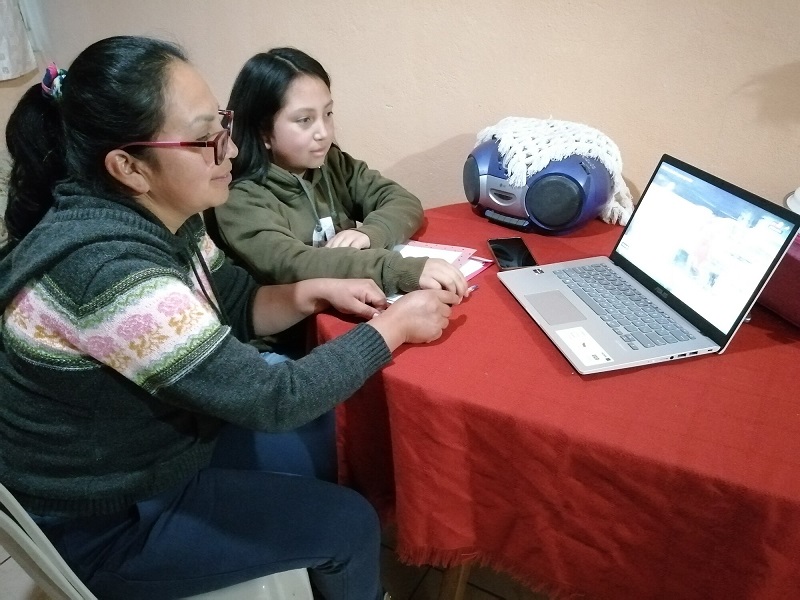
[487,237,538,270]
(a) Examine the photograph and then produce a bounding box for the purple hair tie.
[41,63,67,100]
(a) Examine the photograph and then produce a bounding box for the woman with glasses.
[206,48,468,298]
[0,36,461,600]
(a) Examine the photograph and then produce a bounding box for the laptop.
[497,154,800,374]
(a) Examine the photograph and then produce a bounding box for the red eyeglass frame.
[118,109,233,166]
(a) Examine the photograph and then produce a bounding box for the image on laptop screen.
[615,161,797,335]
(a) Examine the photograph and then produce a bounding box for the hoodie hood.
[0,181,200,311]
[261,159,340,240]
[262,160,328,202]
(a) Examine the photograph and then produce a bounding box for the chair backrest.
[0,481,96,599]
[0,481,313,600]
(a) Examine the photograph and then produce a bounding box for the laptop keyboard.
[554,264,696,350]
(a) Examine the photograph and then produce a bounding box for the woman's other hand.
[368,289,460,350]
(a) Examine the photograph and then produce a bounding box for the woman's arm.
[250,278,388,336]
[251,275,463,350]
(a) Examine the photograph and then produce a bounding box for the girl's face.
[136,61,237,231]
[266,74,333,174]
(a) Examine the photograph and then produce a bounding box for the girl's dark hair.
[227,47,330,184]
[4,35,188,242]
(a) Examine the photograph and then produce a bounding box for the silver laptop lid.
[610,154,800,349]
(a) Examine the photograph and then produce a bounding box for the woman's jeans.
[32,353,381,600]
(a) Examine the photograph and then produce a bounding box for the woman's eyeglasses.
[119,110,233,166]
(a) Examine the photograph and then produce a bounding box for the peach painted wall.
[3,0,800,208]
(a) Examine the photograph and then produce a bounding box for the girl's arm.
[332,147,424,249]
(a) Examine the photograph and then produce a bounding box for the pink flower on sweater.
[13,289,34,317]
[39,313,79,347]
[8,289,35,329]
[117,313,159,340]
[200,234,216,257]
[158,292,192,316]
[40,314,67,335]
[85,335,119,359]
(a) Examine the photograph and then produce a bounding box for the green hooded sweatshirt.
[210,145,427,295]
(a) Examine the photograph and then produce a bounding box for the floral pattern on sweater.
[4,266,226,392]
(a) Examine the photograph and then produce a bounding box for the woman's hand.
[368,289,461,351]
[418,258,468,296]
[250,278,386,336]
[320,278,388,319]
[326,229,371,249]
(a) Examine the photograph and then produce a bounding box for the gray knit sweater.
[0,182,391,517]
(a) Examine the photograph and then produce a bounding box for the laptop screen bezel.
[609,154,800,349]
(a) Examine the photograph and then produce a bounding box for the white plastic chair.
[0,481,313,600]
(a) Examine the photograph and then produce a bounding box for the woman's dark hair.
[227,48,330,184]
[4,35,188,242]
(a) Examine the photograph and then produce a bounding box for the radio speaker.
[464,139,612,234]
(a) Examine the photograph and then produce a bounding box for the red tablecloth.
[314,203,800,600]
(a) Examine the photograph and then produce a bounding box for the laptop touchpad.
[526,291,587,325]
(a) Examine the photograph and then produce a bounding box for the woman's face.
[136,61,237,231]
[266,74,333,174]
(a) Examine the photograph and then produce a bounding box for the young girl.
[207,47,467,296]
[0,36,461,600]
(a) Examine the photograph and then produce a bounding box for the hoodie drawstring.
[295,167,339,238]
[320,166,339,223]
[296,174,324,237]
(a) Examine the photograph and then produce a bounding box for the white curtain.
[0,0,36,81]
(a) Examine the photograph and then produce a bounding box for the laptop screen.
[614,157,799,336]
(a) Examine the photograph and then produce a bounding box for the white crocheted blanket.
[476,117,634,225]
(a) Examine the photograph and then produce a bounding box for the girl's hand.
[326,229,371,249]
[418,258,468,296]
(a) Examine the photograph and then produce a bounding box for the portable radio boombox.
[463,139,612,235]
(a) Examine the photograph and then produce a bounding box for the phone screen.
[487,237,538,270]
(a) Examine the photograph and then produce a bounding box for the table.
[314,203,800,600]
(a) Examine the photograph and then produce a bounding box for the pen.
[467,284,479,293]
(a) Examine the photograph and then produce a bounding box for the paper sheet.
[393,241,475,267]
[385,243,492,303]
